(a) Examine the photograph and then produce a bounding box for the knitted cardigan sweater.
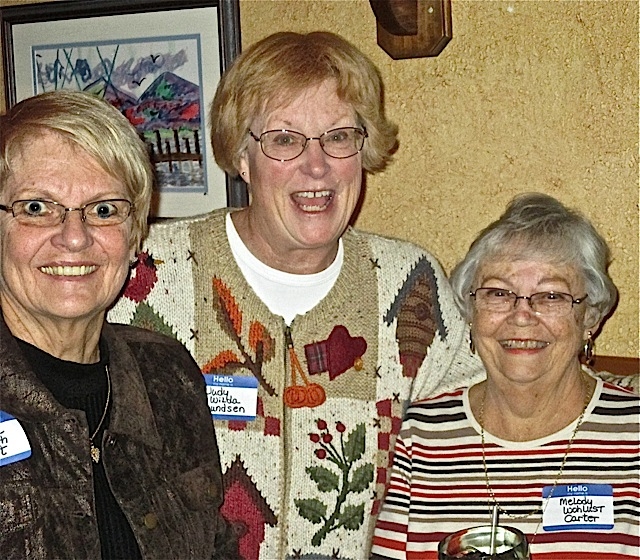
[108,208,484,560]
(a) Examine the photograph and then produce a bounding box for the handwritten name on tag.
[543,483,614,531]
[203,375,258,421]
[0,411,32,467]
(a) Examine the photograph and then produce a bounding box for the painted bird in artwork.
[123,251,161,303]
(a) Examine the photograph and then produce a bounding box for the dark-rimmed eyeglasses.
[248,127,367,161]
[0,199,134,227]
[470,287,588,317]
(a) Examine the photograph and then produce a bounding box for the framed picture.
[1,0,248,216]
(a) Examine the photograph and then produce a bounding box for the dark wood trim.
[592,355,639,377]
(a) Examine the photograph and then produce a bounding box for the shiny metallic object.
[438,525,530,560]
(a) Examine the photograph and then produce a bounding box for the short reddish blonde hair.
[210,31,398,176]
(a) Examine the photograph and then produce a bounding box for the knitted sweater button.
[143,512,158,529]
[205,482,219,499]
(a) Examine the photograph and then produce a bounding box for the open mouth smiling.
[39,265,97,277]
[293,190,333,212]
[499,339,549,350]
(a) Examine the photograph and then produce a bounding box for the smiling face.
[471,257,593,388]
[0,131,133,331]
[237,79,363,273]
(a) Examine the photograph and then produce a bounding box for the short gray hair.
[450,192,617,327]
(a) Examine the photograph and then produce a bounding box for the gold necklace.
[90,365,111,463]
[479,374,590,520]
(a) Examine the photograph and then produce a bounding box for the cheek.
[97,227,132,267]
[1,226,39,268]
[471,310,500,337]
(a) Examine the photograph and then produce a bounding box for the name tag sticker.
[204,375,258,421]
[542,483,614,531]
[0,411,32,467]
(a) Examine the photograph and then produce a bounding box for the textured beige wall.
[2,0,638,358]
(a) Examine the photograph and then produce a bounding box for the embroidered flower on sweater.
[295,419,374,546]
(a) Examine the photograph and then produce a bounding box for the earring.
[469,325,476,354]
[582,331,595,366]
[129,255,139,269]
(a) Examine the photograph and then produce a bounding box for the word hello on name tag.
[0,411,32,467]
[542,483,614,531]
[204,375,258,421]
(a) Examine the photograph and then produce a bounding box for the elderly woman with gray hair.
[372,193,639,559]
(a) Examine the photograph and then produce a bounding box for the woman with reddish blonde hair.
[110,32,483,559]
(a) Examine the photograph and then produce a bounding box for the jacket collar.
[0,315,162,450]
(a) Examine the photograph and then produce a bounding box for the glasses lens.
[320,128,366,159]
[530,292,573,316]
[473,288,514,312]
[84,200,132,226]
[12,200,61,226]
[260,130,306,161]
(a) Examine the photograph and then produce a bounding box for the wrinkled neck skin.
[1,295,102,363]
[469,363,596,442]
[232,207,340,274]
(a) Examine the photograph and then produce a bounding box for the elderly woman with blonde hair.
[0,91,237,559]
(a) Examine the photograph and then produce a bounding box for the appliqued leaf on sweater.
[130,301,177,339]
[208,277,276,395]
[307,465,340,492]
[295,498,327,524]
[201,350,241,372]
[213,277,242,335]
[384,256,447,378]
[296,419,374,547]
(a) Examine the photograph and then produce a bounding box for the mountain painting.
[32,35,208,194]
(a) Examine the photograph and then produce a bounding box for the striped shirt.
[371,377,640,559]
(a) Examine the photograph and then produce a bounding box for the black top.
[17,338,142,560]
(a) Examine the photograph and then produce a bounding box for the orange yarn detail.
[283,330,326,409]
[213,277,242,335]
[202,350,240,373]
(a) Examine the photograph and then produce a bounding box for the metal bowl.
[438,525,530,559]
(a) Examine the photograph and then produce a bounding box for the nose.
[508,296,539,325]
[52,208,93,251]
[300,138,331,177]
[513,295,535,310]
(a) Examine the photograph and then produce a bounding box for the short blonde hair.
[0,90,154,251]
[211,31,398,176]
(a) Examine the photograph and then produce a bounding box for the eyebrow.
[480,275,573,288]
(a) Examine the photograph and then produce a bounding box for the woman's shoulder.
[106,322,187,352]
[586,366,639,396]
[144,208,228,241]
[346,226,447,274]
[405,387,467,416]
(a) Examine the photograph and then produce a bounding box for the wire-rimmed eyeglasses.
[0,199,134,227]
[470,287,588,316]
[248,127,367,162]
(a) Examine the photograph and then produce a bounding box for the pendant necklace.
[479,373,590,524]
[90,364,111,463]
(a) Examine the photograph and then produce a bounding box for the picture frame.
[1,0,248,216]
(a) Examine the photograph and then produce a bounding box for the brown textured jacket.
[0,316,238,559]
